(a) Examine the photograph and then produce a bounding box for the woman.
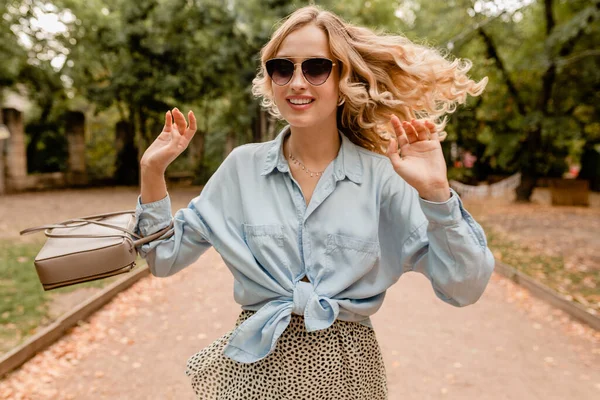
[135,5,494,399]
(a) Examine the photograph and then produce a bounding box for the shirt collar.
[261,125,363,184]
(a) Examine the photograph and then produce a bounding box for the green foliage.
[25,121,68,173]
[0,2,27,88]
[428,0,600,187]
[546,2,600,57]
[86,105,120,179]
[0,240,48,353]
[2,0,599,191]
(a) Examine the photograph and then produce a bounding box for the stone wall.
[1,108,89,194]
[2,108,28,192]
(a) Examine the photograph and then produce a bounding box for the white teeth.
[289,98,314,105]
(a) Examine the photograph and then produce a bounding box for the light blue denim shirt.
[134,125,495,364]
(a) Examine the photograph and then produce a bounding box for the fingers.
[172,107,188,134]
[402,121,419,143]
[385,135,402,171]
[402,119,436,142]
[184,110,197,141]
[164,111,173,131]
[411,120,431,140]
[390,115,409,148]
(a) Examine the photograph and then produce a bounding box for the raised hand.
[385,115,451,202]
[140,108,197,173]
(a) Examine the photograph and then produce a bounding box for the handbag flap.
[36,213,135,261]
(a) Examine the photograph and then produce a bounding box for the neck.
[285,118,340,170]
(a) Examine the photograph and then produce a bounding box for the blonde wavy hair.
[252,5,488,153]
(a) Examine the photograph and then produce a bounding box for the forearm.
[135,197,213,277]
[403,190,495,306]
[140,165,167,204]
[412,220,495,306]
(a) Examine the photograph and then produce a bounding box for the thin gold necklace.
[287,139,325,178]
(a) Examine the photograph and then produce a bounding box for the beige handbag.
[19,210,174,291]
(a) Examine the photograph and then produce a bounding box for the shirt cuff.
[134,193,173,237]
[418,188,462,226]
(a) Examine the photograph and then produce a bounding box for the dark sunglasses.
[265,57,337,86]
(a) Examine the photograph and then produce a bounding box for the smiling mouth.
[287,99,315,105]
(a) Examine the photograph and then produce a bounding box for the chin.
[282,110,338,129]
[281,114,320,128]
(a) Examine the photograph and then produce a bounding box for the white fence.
[449,173,521,199]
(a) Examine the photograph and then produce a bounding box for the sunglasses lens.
[302,58,333,85]
[266,59,294,85]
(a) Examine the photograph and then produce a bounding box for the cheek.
[320,82,339,105]
[323,74,340,100]
[272,86,285,103]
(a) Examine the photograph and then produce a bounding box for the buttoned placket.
[278,154,343,312]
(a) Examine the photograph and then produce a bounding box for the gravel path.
[0,187,599,399]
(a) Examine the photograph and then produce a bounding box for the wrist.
[419,184,451,202]
[140,162,166,176]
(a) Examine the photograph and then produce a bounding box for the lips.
[286,96,315,110]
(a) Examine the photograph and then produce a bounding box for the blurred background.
[0,0,598,194]
[0,0,599,399]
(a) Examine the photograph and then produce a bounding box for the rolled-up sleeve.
[135,193,173,239]
[380,167,495,307]
[133,191,213,278]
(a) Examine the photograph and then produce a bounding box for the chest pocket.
[326,234,379,270]
[243,224,291,271]
[324,233,380,286]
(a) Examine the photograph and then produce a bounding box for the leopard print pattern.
[185,310,388,399]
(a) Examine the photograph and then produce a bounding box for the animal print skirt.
[185,309,388,399]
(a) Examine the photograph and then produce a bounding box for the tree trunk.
[65,111,88,186]
[515,172,537,202]
[514,0,556,202]
[0,108,5,195]
[251,106,263,143]
[578,144,600,192]
[114,120,139,185]
[224,130,236,157]
[192,130,208,185]
[196,130,206,167]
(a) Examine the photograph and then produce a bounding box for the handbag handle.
[43,222,174,247]
[19,210,138,236]
[20,212,175,248]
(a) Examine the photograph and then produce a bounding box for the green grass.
[483,224,600,313]
[0,240,142,354]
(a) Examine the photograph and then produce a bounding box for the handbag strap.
[133,223,175,246]
[43,218,143,238]
[20,213,175,248]
[42,222,175,247]
[19,210,137,236]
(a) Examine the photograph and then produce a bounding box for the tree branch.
[478,27,527,116]
[556,49,600,67]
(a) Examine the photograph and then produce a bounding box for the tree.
[408,0,600,200]
[0,2,26,89]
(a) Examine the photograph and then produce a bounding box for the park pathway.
[1,248,599,399]
[1,187,599,399]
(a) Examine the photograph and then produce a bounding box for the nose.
[289,63,307,91]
